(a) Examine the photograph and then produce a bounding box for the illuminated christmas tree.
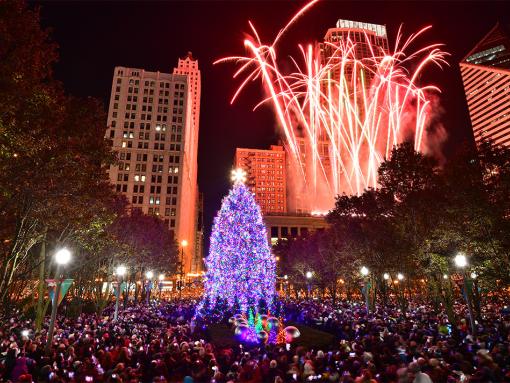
[202,168,276,315]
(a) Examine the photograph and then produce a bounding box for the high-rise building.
[106,53,201,273]
[460,23,510,147]
[234,145,286,214]
[320,19,389,85]
[193,192,205,274]
[284,20,390,213]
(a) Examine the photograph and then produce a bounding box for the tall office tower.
[282,20,390,214]
[234,145,286,214]
[106,53,201,273]
[320,19,389,85]
[172,52,201,273]
[193,192,205,274]
[460,23,510,147]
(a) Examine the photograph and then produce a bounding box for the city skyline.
[35,0,509,244]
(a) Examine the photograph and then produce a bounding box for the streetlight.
[454,252,476,335]
[306,271,313,298]
[360,266,370,315]
[46,248,71,353]
[383,273,390,280]
[179,240,188,299]
[395,273,405,309]
[114,265,126,321]
[145,271,154,304]
[158,274,165,299]
[443,274,449,280]
[454,253,467,268]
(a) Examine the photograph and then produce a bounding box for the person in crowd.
[0,296,509,383]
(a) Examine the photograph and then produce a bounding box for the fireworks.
[218,1,448,211]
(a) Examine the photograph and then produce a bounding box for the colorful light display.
[217,0,447,210]
[202,171,276,314]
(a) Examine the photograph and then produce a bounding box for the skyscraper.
[285,20,390,213]
[234,145,286,214]
[106,53,201,273]
[460,23,510,147]
[320,19,389,85]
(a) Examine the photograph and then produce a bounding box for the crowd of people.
[0,296,509,383]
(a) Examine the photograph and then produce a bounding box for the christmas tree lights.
[202,169,276,315]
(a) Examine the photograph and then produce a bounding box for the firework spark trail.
[217,1,448,211]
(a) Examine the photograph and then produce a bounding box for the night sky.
[34,0,508,244]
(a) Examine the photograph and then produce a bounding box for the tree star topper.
[231,168,247,184]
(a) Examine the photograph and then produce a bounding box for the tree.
[202,181,276,314]
[108,209,178,301]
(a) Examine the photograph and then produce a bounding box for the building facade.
[193,192,205,275]
[320,19,389,85]
[234,145,286,214]
[106,54,201,273]
[264,213,330,246]
[460,23,510,147]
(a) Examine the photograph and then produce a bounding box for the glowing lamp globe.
[116,265,127,277]
[360,266,369,276]
[383,273,390,280]
[397,273,404,281]
[454,253,468,268]
[146,271,154,279]
[55,248,71,265]
[306,271,313,279]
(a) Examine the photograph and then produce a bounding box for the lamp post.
[396,272,405,311]
[284,274,289,298]
[382,273,390,306]
[360,266,370,315]
[158,274,165,300]
[114,265,126,321]
[306,271,313,298]
[454,253,476,335]
[45,248,71,353]
[179,240,188,299]
[145,270,154,304]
